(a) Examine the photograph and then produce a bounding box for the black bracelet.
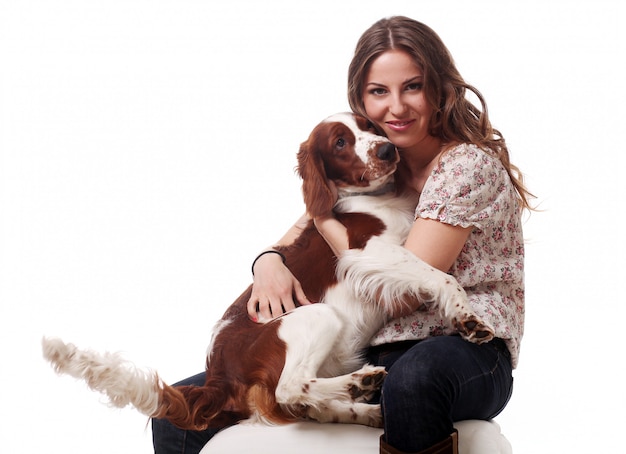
[251,250,286,276]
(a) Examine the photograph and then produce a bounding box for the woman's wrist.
[251,249,286,276]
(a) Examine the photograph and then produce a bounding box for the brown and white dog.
[42,112,493,431]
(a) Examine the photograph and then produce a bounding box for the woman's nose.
[389,93,408,116]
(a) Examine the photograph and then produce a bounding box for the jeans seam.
[457,346,501,388]
[180,430,187,454]
[456,347,513,419]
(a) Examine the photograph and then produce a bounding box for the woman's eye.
[335,138,346,149]
[369,88,387,96]
[406,82,423,91]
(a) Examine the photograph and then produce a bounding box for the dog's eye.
[366,121,376,131]
[335,138,346,149]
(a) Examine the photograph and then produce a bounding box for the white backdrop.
[1,0,624,452]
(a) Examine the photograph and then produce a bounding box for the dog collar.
[337,181,396,199]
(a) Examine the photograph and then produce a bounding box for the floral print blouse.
[369,143,525,368]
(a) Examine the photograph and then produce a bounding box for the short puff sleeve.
[416,144,514,231]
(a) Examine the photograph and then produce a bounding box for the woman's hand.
[247,251,311,322]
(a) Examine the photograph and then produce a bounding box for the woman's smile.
[385,119,416,132]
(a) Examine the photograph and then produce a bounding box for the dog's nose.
[376,143,397,161]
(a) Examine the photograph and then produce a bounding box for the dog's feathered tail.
[41,337,242,430]
[42,337,162,416]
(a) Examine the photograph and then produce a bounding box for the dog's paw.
[358,403,384,428]
[347,365,387,402]
[454,315,494,344]
[303,401,383,427]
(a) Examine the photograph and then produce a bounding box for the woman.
[153,16,532,454]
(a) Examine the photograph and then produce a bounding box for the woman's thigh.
[370,336,513,451]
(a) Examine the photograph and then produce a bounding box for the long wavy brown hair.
[348,16,534,210]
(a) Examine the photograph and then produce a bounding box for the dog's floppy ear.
[297,138,336,218]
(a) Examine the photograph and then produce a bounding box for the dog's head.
[297,112,398,217]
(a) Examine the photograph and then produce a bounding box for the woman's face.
[362,50,435,151]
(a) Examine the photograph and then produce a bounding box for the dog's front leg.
[336,239,494,343]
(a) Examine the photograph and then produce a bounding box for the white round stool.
[201,419,511,453]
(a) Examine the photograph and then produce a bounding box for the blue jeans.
[152,336,513,453]
[368,336,513,452]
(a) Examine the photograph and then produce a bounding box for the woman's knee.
[381,337,462,419]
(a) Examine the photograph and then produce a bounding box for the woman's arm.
[314,214,471,272]
[247,213,313,321]
[252,205,472,322]
[315,213,472,317]
[313,215,349,256]
[404,218,472,272]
